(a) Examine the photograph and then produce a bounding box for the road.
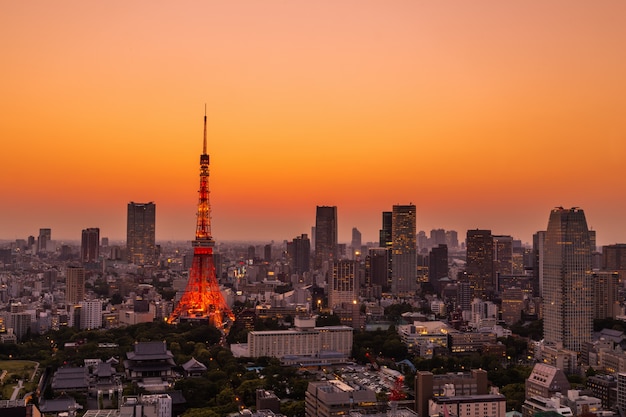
[10,379,23,401]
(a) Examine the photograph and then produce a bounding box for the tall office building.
[81,227,100,263]
[533,231,546,297]
[543,207,593,352]
[314,206,337,270]
[603,244,626,282]
[379,211,392,248]
[66,266,85,304]
[329,260,357,309]
[127,202,156,265]
[391,204,417,294]
[288,234,311,275]
[493,235,513,293]
[80,300,103,330]
[446,230,459,250]
[429,244,448,294]
[351,227,362,259]
[37,228,51,253]
[592,271,619,320]
[366,247,389,288]
[465,230,494,298]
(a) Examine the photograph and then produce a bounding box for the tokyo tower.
[167,111,235,332]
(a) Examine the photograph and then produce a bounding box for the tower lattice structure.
[167,113,235,331]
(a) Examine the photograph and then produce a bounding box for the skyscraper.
[81,227,100,263]
[37,228,51,253]
[314,206,337,270]
[288,234,310,276]
[429,244,448,294]
[127,202,156,265]
[391,204,417,294]
[379,211,392,248]
[351,227,362,259]
[543,207,593,352]
[465,229,494,298]
[66,265,85,305]
[493,235,513,293]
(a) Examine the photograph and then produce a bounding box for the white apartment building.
[247,317,353,365]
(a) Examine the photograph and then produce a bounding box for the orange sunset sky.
[1,1,625,246]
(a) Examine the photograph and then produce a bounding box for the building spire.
[203,104,207,155]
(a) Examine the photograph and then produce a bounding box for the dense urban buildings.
[126,201,157,265]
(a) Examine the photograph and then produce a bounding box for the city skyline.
[2,2,626,245]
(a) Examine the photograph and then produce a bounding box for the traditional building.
[124,341,176,392]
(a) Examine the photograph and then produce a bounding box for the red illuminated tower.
[167,112,235,331]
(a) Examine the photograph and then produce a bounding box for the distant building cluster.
[4,185,626,417]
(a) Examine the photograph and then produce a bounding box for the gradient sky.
[1,1,625,246]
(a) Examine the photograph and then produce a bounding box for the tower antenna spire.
[203,104,207,155]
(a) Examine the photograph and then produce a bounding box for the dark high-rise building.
[366,247,388,288]
[126,202,156,265]
[351,227,362,259]
[543,207,593,352]
[289,234,310,275]
[465,229,494,298]
[379,211,392,248]
[493,235,513,293]
[391,204,417,294]
[603,244,626,282]
[37,228,51,253]
[314,206,337,270]
[533,231,546,297]
[429,244,448,294]
[81,228,100,263]
[592,271,619,320]
[264,244,272,262]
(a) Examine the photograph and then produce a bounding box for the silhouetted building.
[391,204,417,294]
[81,227,100,263]
[127,202,156,265]
[429,244,448,294]
[289,234,310,275]
[366,247,388,288]
[493,235,513,292]
[314,206,337,270]
[379,211,392,248]
[351,227,362,259]
[543,207,593,352]
[465,229,494,298]
[38,228,51,253]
